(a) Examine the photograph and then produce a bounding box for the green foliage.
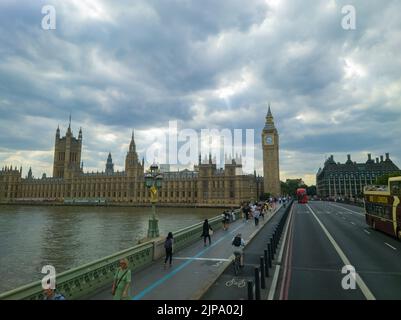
[306,185,317,196]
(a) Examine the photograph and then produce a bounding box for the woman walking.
[201,219,213,246]
[164,232,174,269]
[111,258,131,300]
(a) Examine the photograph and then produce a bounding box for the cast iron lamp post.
[145,163,163,238]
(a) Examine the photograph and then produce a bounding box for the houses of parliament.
[0,108,281,206]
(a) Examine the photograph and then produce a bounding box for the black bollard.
[247,280,254,300]
[260,256,266,289]
[269,239,274,259]
[264,249,270,275]
[254,267,261,300]
[266,246,272,268]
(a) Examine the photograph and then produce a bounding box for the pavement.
[278,201,401,300]
[90,204,282,300]
[202,205,287,300]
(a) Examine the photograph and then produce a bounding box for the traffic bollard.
[264,249,270,275]
[254,267,261,300]
[260,256,266,289]
[247,280,254,300]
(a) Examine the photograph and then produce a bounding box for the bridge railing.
[0,241,154,300]
[0,208,241,300]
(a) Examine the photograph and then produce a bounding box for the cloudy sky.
[0,0,400,185]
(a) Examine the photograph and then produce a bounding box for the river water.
[0,205,221,293]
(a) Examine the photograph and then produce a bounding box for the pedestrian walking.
[253,206,260,227]
[164,232,174,269]
[112,258,131,300]
[242,203,248,222]
[224,211,230,230]
[43,288,65,300]
[201,219,213,246]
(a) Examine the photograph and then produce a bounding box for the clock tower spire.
[262,103,281,197]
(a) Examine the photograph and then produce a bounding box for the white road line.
[306,204,376,300]
[384,242,397,251]
[330,203,365,216]
[364,230,371,235]
[350,222,356,225]
[173,257,231,262]
[268,204,294,300]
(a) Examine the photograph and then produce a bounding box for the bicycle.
[233,252,242,276]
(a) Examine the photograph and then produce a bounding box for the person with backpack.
[201,219,213,246]
[232,233,245,267]
[111,258,131,300]
[164,232,174,269]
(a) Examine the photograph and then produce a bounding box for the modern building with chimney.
[316,153,401,199]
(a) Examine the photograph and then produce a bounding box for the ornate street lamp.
[145,163,163,238]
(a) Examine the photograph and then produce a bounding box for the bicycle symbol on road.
[225,278,246,288]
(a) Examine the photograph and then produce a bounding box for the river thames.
[0,205,221,293]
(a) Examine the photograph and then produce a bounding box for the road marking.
[268,204,294,300]
[350,222,356,225]
[306,204,376,300]
[269,266,280,300]
[364,230,371,235]
[330,203,364,216]
[384,242,397,251]
[174,257,231,262]
[132,223,244,300]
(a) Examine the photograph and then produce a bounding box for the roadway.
[277,201,401,300]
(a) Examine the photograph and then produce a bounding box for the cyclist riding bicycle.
[232,233,245,267]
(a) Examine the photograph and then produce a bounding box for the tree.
[307,185,317,196]
[375,172,400,185]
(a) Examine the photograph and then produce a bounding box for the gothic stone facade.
[262,106,281,197]
[0,126,258,207]
[316,153,401,199]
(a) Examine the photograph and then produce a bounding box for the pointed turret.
[264,103,276,130]
[27,167,33,179]
[56,125,60,139]
[66,114,72,136]
[129,130,136,151]
[106,152,114,175]
[78,127,82,140]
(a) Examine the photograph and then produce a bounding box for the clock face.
[265,135,273,145]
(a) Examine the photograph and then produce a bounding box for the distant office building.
[316,153,401,199]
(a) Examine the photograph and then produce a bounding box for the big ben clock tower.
[262,104,281,196]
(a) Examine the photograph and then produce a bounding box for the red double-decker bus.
[297,188,308,204]
[364,176,401,240]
